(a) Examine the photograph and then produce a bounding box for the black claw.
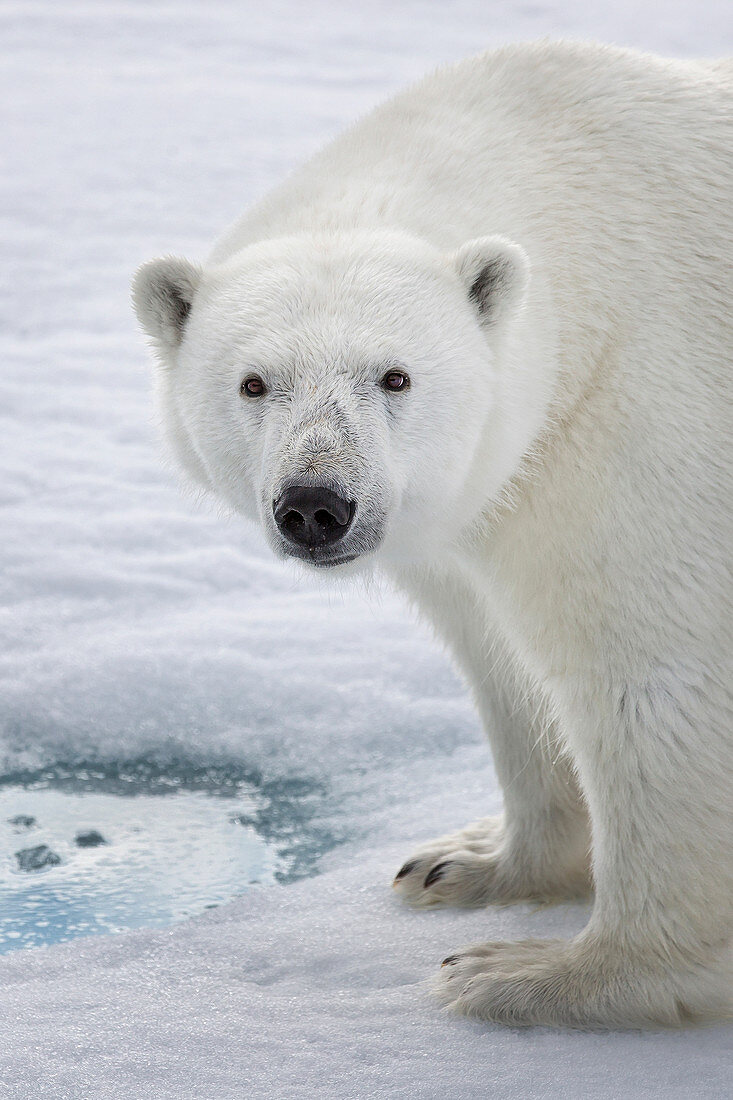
[394,859,418,881]
[441,955,460,968]
[424,861,449,889]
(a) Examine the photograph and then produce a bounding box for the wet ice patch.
[0,760,343,953]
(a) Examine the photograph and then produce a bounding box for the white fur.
[133,41,733,1028]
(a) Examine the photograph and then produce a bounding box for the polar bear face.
[133,230,528,571]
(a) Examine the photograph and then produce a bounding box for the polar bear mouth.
[308,552,360,568]
[276,543,361,568]
[277,540,378,569]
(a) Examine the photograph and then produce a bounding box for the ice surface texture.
[1,0,732,1097]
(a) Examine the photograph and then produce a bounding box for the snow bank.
[1,1,731,1095]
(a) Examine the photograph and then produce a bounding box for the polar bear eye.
[241,375,267,398]
[380,370,410,392]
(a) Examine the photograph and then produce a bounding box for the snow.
[1,1,732,1096]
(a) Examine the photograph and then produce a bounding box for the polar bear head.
[133,230,529,573]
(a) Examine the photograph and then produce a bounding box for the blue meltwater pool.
[0,761,342,953]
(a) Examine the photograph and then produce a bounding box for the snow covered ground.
[1,1,732,1096]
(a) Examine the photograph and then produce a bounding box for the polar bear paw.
[392,816,590,908]
[433,937,727,1028]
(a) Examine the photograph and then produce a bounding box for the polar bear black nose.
[273,485,355,549]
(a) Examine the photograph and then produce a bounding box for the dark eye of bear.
[241,375,266,397]
[381,370,410,392]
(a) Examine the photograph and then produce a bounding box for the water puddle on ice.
[0,761,341,954]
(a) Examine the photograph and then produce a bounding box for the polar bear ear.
[132,257,203,359]
[451,236,529,329]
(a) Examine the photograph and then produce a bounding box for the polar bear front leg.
[392,598,592,908]
[433,677,733,1027]
[392,705,590,907]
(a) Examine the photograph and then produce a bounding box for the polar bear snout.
[273,484,356,558]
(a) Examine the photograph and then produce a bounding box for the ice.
[14,845,62,873]
[1,1,731,1096]
[73,830,107,848]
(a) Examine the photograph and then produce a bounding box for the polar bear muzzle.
[273,484,356,562]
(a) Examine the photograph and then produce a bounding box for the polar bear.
[132,41,733,1028]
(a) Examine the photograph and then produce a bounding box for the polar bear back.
[210,42,731,403]
[210,43,730,259]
